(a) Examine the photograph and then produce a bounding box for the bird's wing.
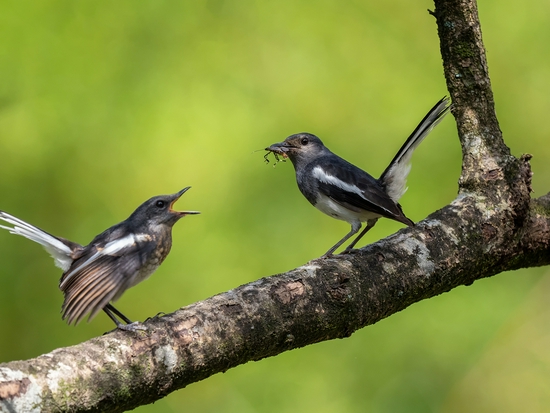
[59,229,156,325]
[312,162,411,224]
[0,211,80,271]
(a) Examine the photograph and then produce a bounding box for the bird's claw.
[117,321,147,332]
[144,312,166,322]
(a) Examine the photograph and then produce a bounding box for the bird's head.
[130,187,200,228]
[266,133,327,167]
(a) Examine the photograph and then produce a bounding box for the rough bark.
[2,0,548,412]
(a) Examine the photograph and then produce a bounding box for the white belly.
[314,193,381,224]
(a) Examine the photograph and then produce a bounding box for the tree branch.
[434,0,509,172]
[1,0,546,412]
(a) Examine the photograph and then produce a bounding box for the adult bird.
[266,97,450,257]
[0,187,199,331]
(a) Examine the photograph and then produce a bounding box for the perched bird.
[266,97,450,257]
[0,187,199,331]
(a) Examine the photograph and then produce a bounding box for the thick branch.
[1,191,549,413]
[433,0,533,253]
[433,0,510,182]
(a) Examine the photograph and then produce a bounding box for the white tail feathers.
[380,97,450,202]
[0,211,74,271]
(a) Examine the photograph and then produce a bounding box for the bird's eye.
[301,137,309,145]
[155,200,166,208]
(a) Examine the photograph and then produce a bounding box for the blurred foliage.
[0,0,549,412]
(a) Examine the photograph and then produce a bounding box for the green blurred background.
[1,0,549,412]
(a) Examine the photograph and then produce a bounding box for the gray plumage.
[0,187,199,330]
[266,97,450,256]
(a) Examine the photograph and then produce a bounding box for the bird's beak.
[265,142,291,158]
[170,187,200,216]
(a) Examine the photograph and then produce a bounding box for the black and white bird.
[266,97,450,257]
[0,187,199,331]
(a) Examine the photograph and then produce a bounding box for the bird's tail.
[0,211,77,272]
[379,97,451,202]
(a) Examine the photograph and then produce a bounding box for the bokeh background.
[1,0,549,412]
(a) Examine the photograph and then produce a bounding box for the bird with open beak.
[0,187,199,331]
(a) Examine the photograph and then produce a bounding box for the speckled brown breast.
[130,231,173,289]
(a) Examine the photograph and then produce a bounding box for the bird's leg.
[103,305,126,327]
[342,218,379,253]
[323,222,362,257]
[105,303,132,324]
[103,304,146,332]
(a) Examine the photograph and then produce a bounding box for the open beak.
[170,187,200,216]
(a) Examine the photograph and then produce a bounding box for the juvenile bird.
[0,187,199,331]
[266,97,450,257]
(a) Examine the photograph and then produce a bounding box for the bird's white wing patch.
[0,211,73,271]
[312,166,396,220]
[102,234,141,255]
[60,233,151,289]
[312,166,367,199]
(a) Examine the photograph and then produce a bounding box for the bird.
[265,97,450,257]
[0,187,199,331]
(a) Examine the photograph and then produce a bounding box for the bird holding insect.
[265,97,450,257]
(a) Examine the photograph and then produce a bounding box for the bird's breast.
[128,232,172,288]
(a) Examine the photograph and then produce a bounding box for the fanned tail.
[0,211,77,271]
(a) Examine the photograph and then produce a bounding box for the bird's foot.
[320,248,357,258]
[117,321,147,332]
[144,312,166,322]
[321,250,353,259]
